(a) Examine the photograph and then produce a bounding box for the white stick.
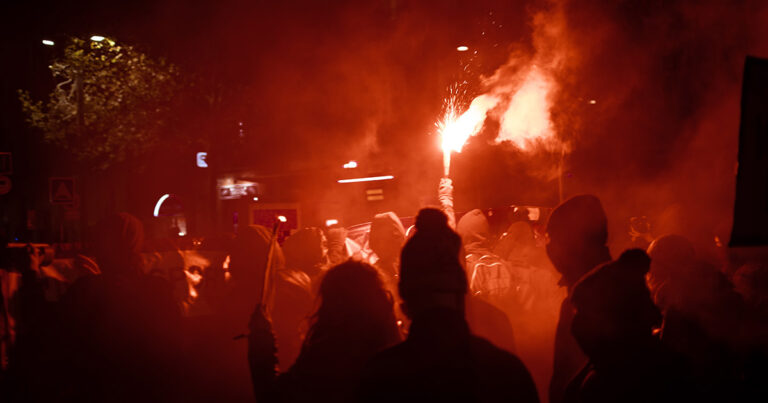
[443,149,451,177]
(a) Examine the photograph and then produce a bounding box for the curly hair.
[301,260,401,356]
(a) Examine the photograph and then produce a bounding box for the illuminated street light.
[90,35,105,42]
[153,194,171,217]
[42,39,55,46]
[457,45,469,52]
[589,99,597,105]
[337,175,394,184]
[325,219,339,227]
[277,215,287,223]
[343,161,357,169]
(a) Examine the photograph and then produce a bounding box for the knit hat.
[399,208,467,300]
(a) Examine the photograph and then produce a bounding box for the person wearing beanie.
[564,250,689,403]
[546,195,612,403]
[358,208,539,402]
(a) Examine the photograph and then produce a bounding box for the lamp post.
[40,35,109,244]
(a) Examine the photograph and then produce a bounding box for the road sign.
[50,177,75,204]
[0,152,11,175]
[0,175,11,195]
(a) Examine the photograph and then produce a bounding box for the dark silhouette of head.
[282,227,327,277]
[646,234,697,294]
[399,208,467,318]
[302,260,400,355]
[369,212,406,264]
[571,249,662,363]
[92,212,145,275]
[456,209,490,250]
[546,194,610,287]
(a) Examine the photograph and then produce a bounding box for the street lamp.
[42,39,55,46]
[90,35,115,46]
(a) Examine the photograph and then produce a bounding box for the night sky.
[2,0,768,247]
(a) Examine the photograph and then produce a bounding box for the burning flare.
[437,65,558,176]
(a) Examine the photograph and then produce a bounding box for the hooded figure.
[326,227,350,266]
[369,212,406,281]
[564,249,689,403]
[546,195,612,403]
[457,209,511,299]
[454,209,517,354]
[457,209,492,254]
[282,227,327,279]
[273,227,326,371]
[358,208,538,402]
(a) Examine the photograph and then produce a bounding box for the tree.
[18,36,187,170]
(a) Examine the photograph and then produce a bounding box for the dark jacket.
[357,308,539,402]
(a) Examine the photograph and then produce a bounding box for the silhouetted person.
[368,212,406,282]
[546,195,611,403]
[648,235,748,401]
[3,244,61,401]
[495,221,566,402]
[368,212,408,332]
[184,224,283,402]
[249,260,401,402]
[56,213,182,402]
[563,249,688,403]
[439,181,518,355]
[455,208,517,354]
[357,208,538,402]
[326,226,350,266]
[275,227,328,371]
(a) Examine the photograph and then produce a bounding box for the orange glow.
[437,94,496,176]
[497,66,556,149]
[437,65,559,174]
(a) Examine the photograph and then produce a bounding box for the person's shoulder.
[356,341,413,402]
[364,339,410,370]
[469,335,525,367]
[470,336,540,402]
[61,273,103,300]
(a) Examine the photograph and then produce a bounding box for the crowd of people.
[1,180,767,402]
